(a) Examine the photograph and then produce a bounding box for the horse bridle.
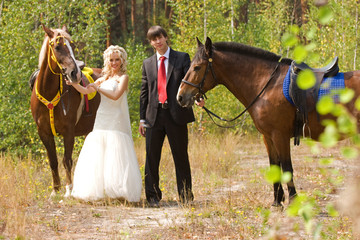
[181,53,281,128]
[49,36,74,116]
[181,56,217,100]
[35,35,73,135]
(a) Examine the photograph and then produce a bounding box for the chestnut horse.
[30,24,100,197]
[177,37,360,206]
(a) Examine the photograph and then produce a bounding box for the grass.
[0,132,358,239]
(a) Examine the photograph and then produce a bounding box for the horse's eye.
[55,45,60,51]
[194,66,201,71]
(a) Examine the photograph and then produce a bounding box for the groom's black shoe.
[147,198,160,208]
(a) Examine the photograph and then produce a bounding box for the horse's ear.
[62,25,69,33]
[205,37,212,57]
[42,23,54,38]
[196,37,203,47]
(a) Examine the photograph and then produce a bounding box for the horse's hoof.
[289,193,297,203]
[271,201,284,208]
[64,184,72,198]
[50,190,57,198]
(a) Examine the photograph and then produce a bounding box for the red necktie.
[158,56,167,104]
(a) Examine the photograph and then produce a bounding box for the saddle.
[289,57,339,145]
[28,60,93,120]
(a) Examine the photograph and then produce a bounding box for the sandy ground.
[5,138,358,239]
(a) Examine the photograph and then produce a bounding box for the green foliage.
[264,165,292,184]
[287,193,319,234]
[2,0,360,162]
[297,69,316,90]
[123,40,148,137]
[0,0,108,155]
[277,1,360,238]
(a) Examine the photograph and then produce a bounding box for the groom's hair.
[147,25,168,41]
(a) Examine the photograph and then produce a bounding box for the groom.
[139,25,197,207]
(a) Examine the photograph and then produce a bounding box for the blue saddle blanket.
[283,66,345,105]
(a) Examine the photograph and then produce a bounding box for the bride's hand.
[65,79,74,86]
[87,83,97,90]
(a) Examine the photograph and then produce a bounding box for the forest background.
[0,0,358,156]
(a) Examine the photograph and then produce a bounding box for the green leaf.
[290,25,300,35]
[339,88,355,104]
[306,27,317,40]
[341,147,358,159]
[304,43,316,52]
[327,203,339,217]
[294,45,308,63]
[287,194,308,217]
[297,69,315,90]
[299,203,314,223]
[319,158,333,166]
[318,6,333,25]
[355,97,360,110]
[337,114,356,134]
[281,172,292,183]
[319,133,338,148]
[331,105,345,117]
[316,96,334,115]
[319,125,338,148]
[265,165,281,183]
[282,33,298,47]
[352,134,360,145]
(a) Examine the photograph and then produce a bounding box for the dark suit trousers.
[145,106,193,202]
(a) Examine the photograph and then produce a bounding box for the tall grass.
[0,154,41,238]
[0,132,357,239]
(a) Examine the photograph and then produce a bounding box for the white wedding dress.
[71,77,142,202]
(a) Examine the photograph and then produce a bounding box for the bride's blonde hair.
[102,45,127,80]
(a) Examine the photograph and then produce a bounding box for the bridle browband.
[181,51,281,128]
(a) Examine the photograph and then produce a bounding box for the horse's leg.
[263,135,285,206]
[271,134,297,203]
[63,133,75,197]
[38,131,60,197]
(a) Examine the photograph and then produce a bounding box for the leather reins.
[181,54,281,128]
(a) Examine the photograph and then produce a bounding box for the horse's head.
[42,24,81,83]
[177,37,218,108]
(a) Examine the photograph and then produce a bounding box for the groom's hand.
[139,122,147,137]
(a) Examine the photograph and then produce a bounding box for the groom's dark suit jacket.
[140,48,195,127]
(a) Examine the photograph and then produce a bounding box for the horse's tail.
[29,69,39,90]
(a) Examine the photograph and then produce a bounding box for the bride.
[67,45,142,202]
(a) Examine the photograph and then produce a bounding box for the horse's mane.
[195,41,292,65]
[38,28,72,68]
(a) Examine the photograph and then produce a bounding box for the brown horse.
[30,24,100,197]
[177,37,360,206]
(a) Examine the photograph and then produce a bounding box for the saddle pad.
[282,66,345,105]
[318,72,345,102]
[81,67,97,100]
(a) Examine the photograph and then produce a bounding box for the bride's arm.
[98,75,128,101]
[66,78,103,95]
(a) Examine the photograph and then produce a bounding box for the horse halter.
[35,35,74,136]
[182,51,281,128]
[48,35,74,78]
[181,55,218,100]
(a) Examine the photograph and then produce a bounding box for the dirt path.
[21,139,359,239]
